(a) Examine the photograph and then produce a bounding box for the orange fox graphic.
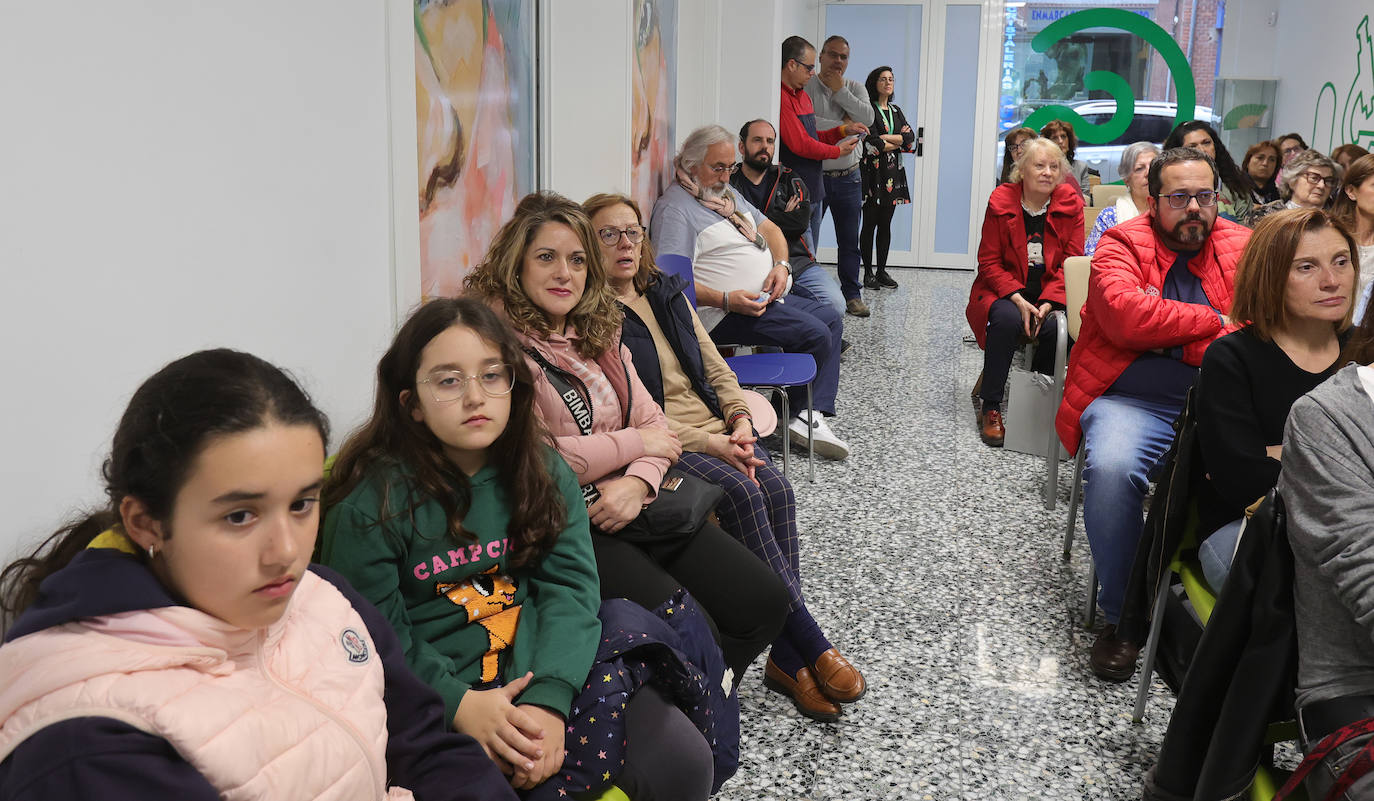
[436,566,521,683]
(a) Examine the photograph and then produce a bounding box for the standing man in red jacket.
[1055,147,1252,682]
[778,35,867,316]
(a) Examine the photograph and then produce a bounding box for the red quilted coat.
[965,181,1084,348]
[1055,213,1253,453]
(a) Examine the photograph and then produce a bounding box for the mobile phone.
[755,292,771,304]
[838,134,861,146]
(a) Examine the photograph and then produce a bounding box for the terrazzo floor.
[717,266,1174,801]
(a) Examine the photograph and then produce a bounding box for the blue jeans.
[789,265,845,315]
[708,294,843,416]
[1080,393,1183,623]
[815,169,863,301]
[1198,518,1243,592]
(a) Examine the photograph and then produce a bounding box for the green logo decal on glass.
[1312,15,1374,151]
[1024,9,1196,145]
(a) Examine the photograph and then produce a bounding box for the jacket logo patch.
[341,628,370,664]
[1144,285,1160,297]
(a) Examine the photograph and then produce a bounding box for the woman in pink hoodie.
[0,349,511,801]
[464,191,786,684]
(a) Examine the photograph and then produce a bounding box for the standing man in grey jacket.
[808,35,874,318]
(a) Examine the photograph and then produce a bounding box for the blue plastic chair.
[656,254,818,481]
[725,352,817,482]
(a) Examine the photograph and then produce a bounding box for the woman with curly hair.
[1247,149,1342,227]
[1163,120,1255,222]
[463,191,787,686]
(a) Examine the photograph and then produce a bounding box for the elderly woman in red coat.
[967,136,1085,446]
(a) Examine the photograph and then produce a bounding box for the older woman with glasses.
[1242,141,1282,204]
[1276,132,1308,165]
[1248,149,1343,227]
[1085,141,1159,255]
[998,127,1037,186]
[586,192,866,723]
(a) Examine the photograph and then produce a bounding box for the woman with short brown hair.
[1195,208,1358,587]
[1040,119,1092,200]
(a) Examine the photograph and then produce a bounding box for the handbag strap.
[1275,717,1374,801]
[523,345,638,507]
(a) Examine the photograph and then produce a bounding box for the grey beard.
[701,184,728,202]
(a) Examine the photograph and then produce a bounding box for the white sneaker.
[787,411,850,460]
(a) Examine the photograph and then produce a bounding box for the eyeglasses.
[1157,190,1219,209]
[596,225,645,246]
[1297,171,1338,187]
[792,59,816,74]
[418,365,514,403]
[706,163,739,176]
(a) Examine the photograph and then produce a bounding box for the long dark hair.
[323,298,565,570]
[1164,120,1254,201]
[0,350,329,625]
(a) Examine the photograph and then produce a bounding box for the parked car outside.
[995,100,1218,184]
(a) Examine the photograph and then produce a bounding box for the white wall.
[0,1,401,557]
[1269,0,1374,151]
[545,0,633,201]
[1216,0,1280,80]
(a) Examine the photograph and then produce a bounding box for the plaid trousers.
[675,447,802,609]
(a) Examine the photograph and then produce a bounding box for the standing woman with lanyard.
[859,65,915,291]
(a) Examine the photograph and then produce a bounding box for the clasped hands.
[706,418,765,485]
[454,673,566,790]
[1010,293,1054,338]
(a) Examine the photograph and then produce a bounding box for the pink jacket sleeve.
[1088,230,1225,354]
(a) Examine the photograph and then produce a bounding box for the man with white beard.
[650,123,851,459]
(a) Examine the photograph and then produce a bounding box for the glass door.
[816,1,927,268]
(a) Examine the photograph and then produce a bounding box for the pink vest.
[0,572,414,800]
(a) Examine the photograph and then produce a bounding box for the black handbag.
[524,346,723,543]
[618,469,724,543]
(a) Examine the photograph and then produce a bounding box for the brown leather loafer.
[812,648,866,703]
[978,409,1005,447]
[1090,624,1139,682]
[763,658,841,722]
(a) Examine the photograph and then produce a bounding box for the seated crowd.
[974,106,1374,793]
[3,26,1374,801]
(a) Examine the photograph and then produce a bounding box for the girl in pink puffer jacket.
[0,349,513,801]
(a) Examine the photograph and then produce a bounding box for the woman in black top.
[859,65,914,291]
[1242,140,1282,205]
[1195,208,1359,588]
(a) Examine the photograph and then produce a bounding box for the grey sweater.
[1279,363,1374,707]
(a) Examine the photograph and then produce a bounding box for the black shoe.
[840,338,852,356]
[863,271,880,290]
[1089,624,1140,682]
[876,269,898,288]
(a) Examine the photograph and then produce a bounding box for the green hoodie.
[318,450,600,725]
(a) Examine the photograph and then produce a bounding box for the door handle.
[916,126,924,157]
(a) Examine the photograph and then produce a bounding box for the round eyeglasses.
[418,365,514,403]
[1157,190,1219,209]
[596,225,646,246]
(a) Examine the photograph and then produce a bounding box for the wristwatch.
[774,259,792,275]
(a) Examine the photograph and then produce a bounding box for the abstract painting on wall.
[631,0,677,218]
[415,0,537,298]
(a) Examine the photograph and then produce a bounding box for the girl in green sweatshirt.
[318,298,712,801]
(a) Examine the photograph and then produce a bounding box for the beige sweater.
[624,293,753,452]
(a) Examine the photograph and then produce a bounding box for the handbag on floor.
[524,347,723,544]
[1004,367,1069,460]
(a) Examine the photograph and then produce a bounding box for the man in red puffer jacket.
[1055,147,1252,683]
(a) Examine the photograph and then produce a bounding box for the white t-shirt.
[650,182,776,330]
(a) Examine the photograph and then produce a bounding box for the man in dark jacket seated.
[730,118,846,316]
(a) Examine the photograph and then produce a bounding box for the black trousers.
[860,200,897,270]
[590,521,788,680]
[615,685,715,801]
[980,297,1059,409]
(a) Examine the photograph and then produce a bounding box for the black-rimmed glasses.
[1157,190,1219,209]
